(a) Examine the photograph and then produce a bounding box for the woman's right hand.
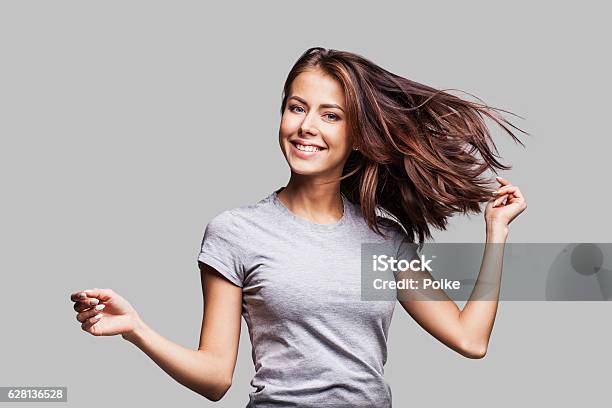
[70,288,141,339]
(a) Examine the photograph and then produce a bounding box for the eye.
[289,104,304,113]
[324,113,339,121]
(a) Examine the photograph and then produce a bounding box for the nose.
[299,112,318,135]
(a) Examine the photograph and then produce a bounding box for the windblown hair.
[280,47,528,247]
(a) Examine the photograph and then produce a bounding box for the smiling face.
[279,68,353,179]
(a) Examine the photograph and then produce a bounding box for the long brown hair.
[280,47,528,247]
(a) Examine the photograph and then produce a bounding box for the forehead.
[289,69,345,104]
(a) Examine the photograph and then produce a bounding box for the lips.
[293,142,322,152]
[290,141,326,157]
[290,140,326,150]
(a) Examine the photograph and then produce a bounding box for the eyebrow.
[288,95,345,113]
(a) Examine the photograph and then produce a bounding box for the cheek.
[279,114,299,135]
[325,128,350,152]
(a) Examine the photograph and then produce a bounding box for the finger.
[493,185,525,203]
[495,176,511,186]
[73,298,100,312]
[492,193,509,207]
[506,191,525,205]
[74,303,92,313]
[508,186,524,200]
[499,189,527,207]
[499,186,524,202]
[492,185,517,196]
[81,314,104,335]
[76,304,106,323]
[82,288,114,302]
[70,291,89,302]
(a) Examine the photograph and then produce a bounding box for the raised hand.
[484,176,528,228]
[70,288,141,338]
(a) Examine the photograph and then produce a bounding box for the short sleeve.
[396,233,419,263]
[384,223,419,277]
[376,216,419,277]
[197,210,247,288]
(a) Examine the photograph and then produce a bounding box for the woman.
[69,47,527,407]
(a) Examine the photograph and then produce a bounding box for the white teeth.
[295,143,321,152]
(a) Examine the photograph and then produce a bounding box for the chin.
[287,161,328,176]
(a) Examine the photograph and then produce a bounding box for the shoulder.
[205,193,276,233]
[200,206,258,260]
[200,194,277,271]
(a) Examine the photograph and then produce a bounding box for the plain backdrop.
[1,1,610,407]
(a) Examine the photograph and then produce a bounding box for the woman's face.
[279,68,352,178]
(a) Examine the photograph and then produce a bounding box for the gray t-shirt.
[198,187,416,407]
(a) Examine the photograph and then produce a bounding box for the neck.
[277,173,344,224]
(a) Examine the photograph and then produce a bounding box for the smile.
[290,142,326,156]
[295,143,322,152]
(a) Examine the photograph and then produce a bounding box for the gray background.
[1,0,610,406]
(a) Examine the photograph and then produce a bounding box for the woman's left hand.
[484,176,527,228]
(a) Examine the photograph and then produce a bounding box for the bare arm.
[396,176,526,359]
[71,263,242,401]
[397,224,508,359]
[123,264,241,400]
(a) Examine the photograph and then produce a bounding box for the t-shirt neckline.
[271,187,350,230]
